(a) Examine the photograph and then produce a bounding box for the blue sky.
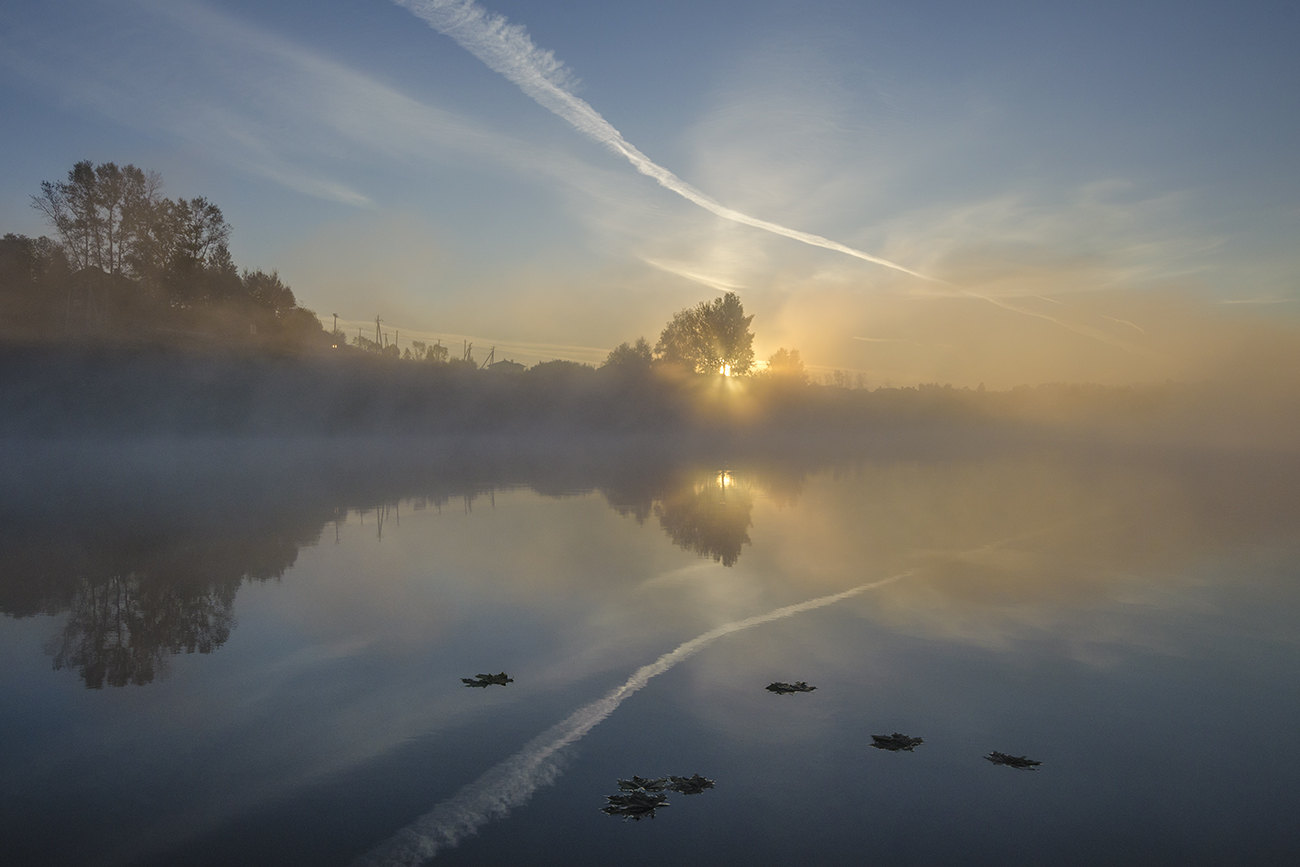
[2,0,1297,384]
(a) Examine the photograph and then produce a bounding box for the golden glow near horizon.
[4,1,1295,391]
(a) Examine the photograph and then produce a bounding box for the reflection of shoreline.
[0,440,803,688]
[8,496,329,688]
[0,455,767,688]
[4,439,1298,688]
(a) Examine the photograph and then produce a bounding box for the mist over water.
[3,3,1298,863]
[1,436,1298,866]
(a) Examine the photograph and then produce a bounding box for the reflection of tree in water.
[49,572,237,688]
[0,447,807,689]
[1,505,327,689]
[601,467,776,566]
[653,471,753,567]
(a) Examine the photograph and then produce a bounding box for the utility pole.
[375,315,382,346]
[332,313,338,334]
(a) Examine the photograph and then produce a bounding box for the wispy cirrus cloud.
[393,0,936,282]
[0,0,628,209]
[394,0,1181,356]
[1218,296,1296,305]
[638,257,745,294]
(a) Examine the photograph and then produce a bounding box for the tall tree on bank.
[655,292,755,375]
[14,159,327,348]
[31,160,236,306]
[31,161,162,275]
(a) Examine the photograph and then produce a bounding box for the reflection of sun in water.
[694,471,736,501]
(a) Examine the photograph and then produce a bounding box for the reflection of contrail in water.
[356,573,909,866]
[391,0,933,283]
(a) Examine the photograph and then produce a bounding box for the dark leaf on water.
[766,680,816,694]
[985,751,1042,769]
[602,790,670,821]
[870,732,925,752]
[666,773,715,795]
[617,775,669,792]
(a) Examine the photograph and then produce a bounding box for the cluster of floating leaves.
[602,774,715,820]
[464,670,1038,830]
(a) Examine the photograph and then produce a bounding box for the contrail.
[1101,315,1145,334]
[355,573,909,866]
[965,290,1152,356]
[392,1,1153,353]
[392,0,934,282]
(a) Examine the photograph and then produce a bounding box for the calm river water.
[2,439,1298,866]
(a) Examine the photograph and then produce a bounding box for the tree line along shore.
[2,160,1279,445]
[1,160,793,374]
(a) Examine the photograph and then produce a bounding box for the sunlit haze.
[2,0,1297,386]
[4,7,1299,864]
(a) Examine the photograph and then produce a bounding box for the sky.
[1,0,1297,386]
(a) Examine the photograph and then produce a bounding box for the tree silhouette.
[0,233,70,333]
[765,347,807,383]
[16,159,329,348]
[242,269,296,317]
[654,292,755,375]
[601,337,653,372]
[31,160,161,275]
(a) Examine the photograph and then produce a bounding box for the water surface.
[2,441,1298,866]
